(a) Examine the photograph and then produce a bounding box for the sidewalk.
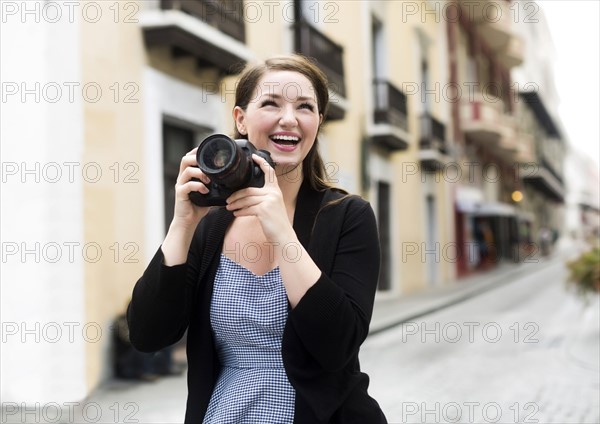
[370,255,546,334]
[370,236,587,334]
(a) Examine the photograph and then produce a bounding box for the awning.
[457,200,516,216]
[455,186,516,216]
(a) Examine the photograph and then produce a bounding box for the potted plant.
[566,246,600,303]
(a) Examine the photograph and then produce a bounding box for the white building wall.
[1,2,86,402]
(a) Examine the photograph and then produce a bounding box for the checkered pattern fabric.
[203,254,295,424]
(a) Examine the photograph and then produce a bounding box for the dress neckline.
[219,253,280,279]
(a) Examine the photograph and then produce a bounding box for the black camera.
[189,134,275,207]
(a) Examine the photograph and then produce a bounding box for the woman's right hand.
[171,147,212,230]
[161,148,212,266]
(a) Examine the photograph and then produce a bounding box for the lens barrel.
[197,134,249,188]
[197,134,236,174]
[190,134,275,207]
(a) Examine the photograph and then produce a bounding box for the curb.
[369,251,568,335]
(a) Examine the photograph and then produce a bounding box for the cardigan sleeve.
[127,229,203,353]
[287,199,381,371]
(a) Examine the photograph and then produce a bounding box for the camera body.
[189,134,275,207]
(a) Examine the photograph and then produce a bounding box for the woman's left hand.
[225,154,295,244]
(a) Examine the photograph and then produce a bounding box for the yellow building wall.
[80,1,146,392]
[323,2,366,189]
[243,0,287,58]
[390,1,426,293]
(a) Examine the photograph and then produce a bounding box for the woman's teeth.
[270,135,300,145]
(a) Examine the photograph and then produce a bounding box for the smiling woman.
[127,54,388,423]
[231,55,330,186]
[233,69,322,174]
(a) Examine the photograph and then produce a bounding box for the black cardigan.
[127,182,387,423]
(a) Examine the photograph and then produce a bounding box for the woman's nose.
[279,105,298,127]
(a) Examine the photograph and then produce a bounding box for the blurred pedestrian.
[539,226,552,256]
[113,305,183,381]
[127,54,387,423]
[113,311,158,381]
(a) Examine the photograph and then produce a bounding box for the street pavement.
[361,246,599,424]
[3,238,597,423]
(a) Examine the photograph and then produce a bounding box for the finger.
[232,206,256,218]
[252,153,273,170]
[226,194,266,212]
[226,187,263,205]
[175,180,209,200]
[252,153,277,186]
[177,166,210,186]
[179,153,199,176]
[178,148,211,185]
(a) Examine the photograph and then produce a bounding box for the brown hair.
[233,54,335,192]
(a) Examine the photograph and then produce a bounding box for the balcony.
[514,133,535,163]
[460,0,522,68]
[467,0,512,50]
[369,79,409,151]
[140,0,251,75]
[497,35,524,69]
[294,20,346,120]
[541,154,564,185]
[519,91,561,139]
[418,113,451,171]
[164,0,245,41]
[497,135,519,163]
[497,114,519,158]
[522,160,565,203]
[460,91,510,145]
[499,136,518,154]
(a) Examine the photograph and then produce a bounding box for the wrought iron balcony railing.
[419,112,447,154]
[161,0,245,42]
[373,79,408,131]
[294,20,346,99]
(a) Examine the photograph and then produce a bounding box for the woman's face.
[234,70,323,175]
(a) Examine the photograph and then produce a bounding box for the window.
[162,122,212,234]
[421,57,430,112]
[371,15,385,79]
[377,181,391,291]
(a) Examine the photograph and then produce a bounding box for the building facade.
[511,0,566,255]
[1,0,569,405]
[446,0,529,274]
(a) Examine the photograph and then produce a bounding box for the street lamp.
[512,190,523,202]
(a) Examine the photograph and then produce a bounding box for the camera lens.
[198,135,236,173]
[192,134,271,204]
[196,134,253,189]
[212,149,229,168]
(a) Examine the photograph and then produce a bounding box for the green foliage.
[567,247,600,301]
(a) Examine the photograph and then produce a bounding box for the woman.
[127,54,387,423]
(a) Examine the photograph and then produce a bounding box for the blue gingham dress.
[203,254,295,423]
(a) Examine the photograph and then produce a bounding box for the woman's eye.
[261,100,277,107]
[299,103,315,111]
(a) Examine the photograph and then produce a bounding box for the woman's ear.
[233,106,247,135]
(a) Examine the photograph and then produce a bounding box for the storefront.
[455,185,519,275]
